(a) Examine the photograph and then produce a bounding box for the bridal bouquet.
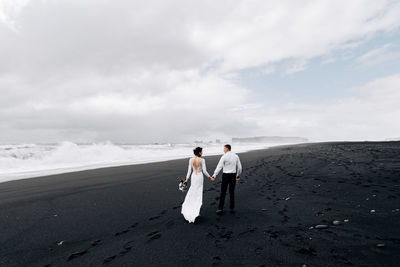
[178,179,188,192]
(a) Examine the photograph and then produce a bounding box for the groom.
[210,144,242,214]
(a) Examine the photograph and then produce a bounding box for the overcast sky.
[1,0,400,143]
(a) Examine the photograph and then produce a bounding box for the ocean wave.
[0,141,283,183]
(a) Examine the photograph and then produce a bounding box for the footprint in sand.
[166,220,175,229]
[104,255,117,263]
[147,230,162,241]
[67,250,88,261]
[149,210,168,221]
[149,215,161,221]
[238,227,257,236]
[66,238,104,262]
[115,229,130,236]
[297,247,316,256]
[119,240,134,256]
[206,232,215,238]
[218,231,233,240]
[103,240,135,263]
[130,222,139,228]
[212,256,221,266]
[282,215,289,223]
[91,239,102,247]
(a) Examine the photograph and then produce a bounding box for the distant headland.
[232,136,308,143]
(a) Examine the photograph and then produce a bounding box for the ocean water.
[0,141,292,183]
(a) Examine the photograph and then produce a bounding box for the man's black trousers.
[218,173,237,210]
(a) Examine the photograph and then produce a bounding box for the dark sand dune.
[1,142,400,266]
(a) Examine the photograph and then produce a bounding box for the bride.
[181,147,211,223]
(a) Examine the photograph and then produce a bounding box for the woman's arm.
[201,158,211,178]
[185,158,193,182]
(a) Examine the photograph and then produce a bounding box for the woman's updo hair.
[193,147,202,157]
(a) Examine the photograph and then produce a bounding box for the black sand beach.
[1,142,399,266]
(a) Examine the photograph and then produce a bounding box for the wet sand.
[0,141,399,266]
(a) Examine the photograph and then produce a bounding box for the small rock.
[376,243,385,248]
[370,209,376,213]
[261,208,267,211]
[57,241,64,246]
[332,220,341,225]
[344,219,349,222]
[309,226,314,229]
[315,224,329,229]
[285,197,291,201]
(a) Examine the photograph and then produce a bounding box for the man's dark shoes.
[216,209,223,215]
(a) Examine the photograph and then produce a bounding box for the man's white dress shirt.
[213,151,242,177]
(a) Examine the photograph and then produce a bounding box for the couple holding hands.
[181,144,242,223]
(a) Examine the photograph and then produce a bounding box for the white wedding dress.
[181,157,211,223]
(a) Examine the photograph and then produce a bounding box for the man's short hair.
[224,144,231,150]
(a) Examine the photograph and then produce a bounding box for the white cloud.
[0,0,30,31]
[243,74,400,141]
[356,43,400,67]
[1,0,400,142]
[283,60,308,75]
[2,0,400,75]
[0,69,251,142]
[260,65,275,75]
[191,0,400,72]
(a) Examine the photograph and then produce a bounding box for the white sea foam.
[0,141,294,183]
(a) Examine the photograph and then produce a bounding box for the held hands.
[209,176,239,181]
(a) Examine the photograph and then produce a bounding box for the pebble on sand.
[315,224,329,229]
[332,220,341,225]
[376,243,386,248]
[344,219,349,222]
[370,209,376,213]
